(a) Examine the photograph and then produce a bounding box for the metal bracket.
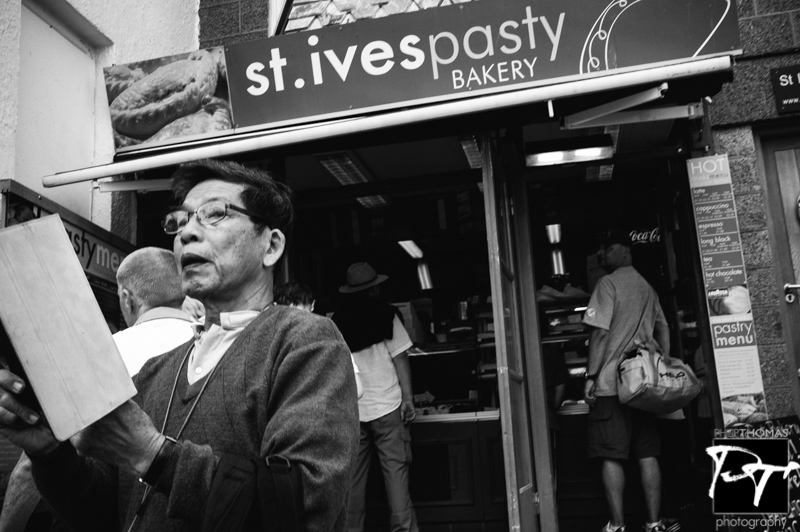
[563,83,668,128]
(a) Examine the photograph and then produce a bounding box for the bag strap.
[618,289,652,359]
[263,456,304,532]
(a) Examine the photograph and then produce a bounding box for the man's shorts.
[587,396,660,460]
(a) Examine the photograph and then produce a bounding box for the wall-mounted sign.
[107,0,740,153]
[4,187,130,285]
[770,65,800,115]
[687,155,768,428]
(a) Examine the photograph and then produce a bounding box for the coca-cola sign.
[630,227,661,245]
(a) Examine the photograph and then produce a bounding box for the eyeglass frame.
[161,200,269,235]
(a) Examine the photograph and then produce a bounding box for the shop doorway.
[515,146,719,532]
[760,133,800,417]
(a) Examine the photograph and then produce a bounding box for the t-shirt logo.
[586,308,596,318]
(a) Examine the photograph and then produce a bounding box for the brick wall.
[199,0,272,48]
[708,0,800,418]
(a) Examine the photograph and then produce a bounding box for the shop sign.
[770,65,800,114]
[105,0,740,152]
[58,218,126,284]
[687,154,768,428]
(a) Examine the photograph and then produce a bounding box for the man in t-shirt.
[332,262,418,532]
[582,229,671,532]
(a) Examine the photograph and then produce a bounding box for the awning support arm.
[563,101,704,129]
[562,82,668,128]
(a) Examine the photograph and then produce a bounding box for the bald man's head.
[116,247,184,327]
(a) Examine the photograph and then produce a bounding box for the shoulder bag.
[202,454,305,532]
[617,343,703,414]
[614,291,703,414]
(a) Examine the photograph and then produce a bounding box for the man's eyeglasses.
[162,200,268,235]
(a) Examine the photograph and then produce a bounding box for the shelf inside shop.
[541,333,589,344]
[408,342,479,356]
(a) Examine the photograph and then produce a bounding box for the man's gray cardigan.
[32,305,360,531]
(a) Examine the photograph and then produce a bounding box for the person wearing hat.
[582,228,671,532]
[332,262,418,532]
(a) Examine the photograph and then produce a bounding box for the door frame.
[754,124,800,418]
[482,133,543,532]
[505,139,559,532]
[483,134,559,532]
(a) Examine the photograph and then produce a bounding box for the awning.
[42,56,732,188]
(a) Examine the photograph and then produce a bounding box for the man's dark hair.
[170,159,295,235]
[274,281,315,307]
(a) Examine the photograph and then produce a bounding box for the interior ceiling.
[280,76,729,201]
[284,110,676,198]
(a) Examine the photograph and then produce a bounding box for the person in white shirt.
[114,247,197,375]
[332,263,418,532]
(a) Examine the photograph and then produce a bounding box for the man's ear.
[120,288,134,314]
[262,229,286,268]
[119,287,138,326]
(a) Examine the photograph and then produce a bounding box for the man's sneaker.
[602,522,626,532]
[664,518,680,532]
[643,521,666,532]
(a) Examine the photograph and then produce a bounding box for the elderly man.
[0,159,359,532]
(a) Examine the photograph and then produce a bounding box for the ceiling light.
[398,240,424,259]
[355,195,388,208]
[417,261,433,290]
[574,148,603,158]
[546,224,561,244]
[316,152,388,208]
[537,152,565,164]
[525,134,614,167]
[550,249,565,276]
[460,136,482,169]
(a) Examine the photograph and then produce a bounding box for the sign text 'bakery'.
[103,0,740,153]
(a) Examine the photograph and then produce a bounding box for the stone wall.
[708,0,800,418]
[199,0,272,48]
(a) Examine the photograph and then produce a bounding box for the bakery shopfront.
[42,0,748,530]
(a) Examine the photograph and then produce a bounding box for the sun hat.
[339,262,388,293]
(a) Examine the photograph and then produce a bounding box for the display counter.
[412,410,500,423]
[363,411,507,532]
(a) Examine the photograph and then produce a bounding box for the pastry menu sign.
[105,0,740,153]
[688,155,768,427]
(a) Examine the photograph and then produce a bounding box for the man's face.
[597,243,628,273]
[173,179,279,309]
